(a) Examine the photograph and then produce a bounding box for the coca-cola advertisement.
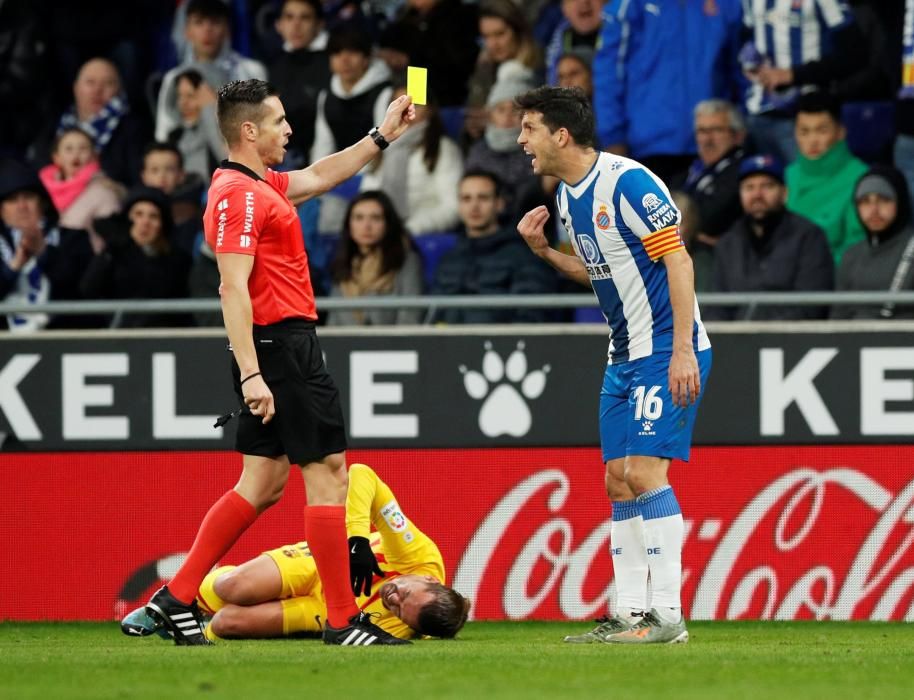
[2,446,913,622]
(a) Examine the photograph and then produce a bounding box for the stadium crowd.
[1,0,913,330]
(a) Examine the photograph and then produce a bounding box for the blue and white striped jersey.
[557,153,711,364]
[743,0,852,114]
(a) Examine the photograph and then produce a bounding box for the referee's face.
[256,96,292,166]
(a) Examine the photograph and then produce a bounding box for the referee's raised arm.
[285,94,416,204]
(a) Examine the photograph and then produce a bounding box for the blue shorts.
[599,348,712,463]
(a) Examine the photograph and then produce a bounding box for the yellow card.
[407,66,428,105]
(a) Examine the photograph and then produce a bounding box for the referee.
[145,79,416,647]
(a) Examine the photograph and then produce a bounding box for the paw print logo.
[642,420,654,432]
[460,341,550,438]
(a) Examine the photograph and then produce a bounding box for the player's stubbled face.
[518,111,552,176]
[256,96,292,166]
[379,575,439,631]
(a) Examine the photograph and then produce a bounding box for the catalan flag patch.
[642,225,684,262]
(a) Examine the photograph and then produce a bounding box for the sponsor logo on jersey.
[243,191,255,235]
[642,193,663,212]
[576,234,601,264]
[216,198,228,247]
[380,500,408,532]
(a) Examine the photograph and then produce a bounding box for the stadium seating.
[413,231,459,289]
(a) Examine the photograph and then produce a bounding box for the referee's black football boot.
[323,611,412,646]
[145,585,213,646]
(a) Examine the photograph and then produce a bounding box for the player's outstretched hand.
[242,374,275,424]
[517,206,551,257]
[668,347,700,408]
[349,536,384,596]
[378,94,416,144]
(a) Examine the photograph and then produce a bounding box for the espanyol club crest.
[594,206,612,231]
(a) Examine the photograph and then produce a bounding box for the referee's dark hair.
[514,86,596,149]
[217,79,280,147]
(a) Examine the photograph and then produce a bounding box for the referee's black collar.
[219,159,266,182]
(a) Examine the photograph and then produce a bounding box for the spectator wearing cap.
[81,187,192,328]
[0,159,95,331]
[465,76,539,223]
[593,0,743,184]
[155,0,267,143]
[707,155,834,321]
[465,0,543,142]
[29,57,149,187]
[785,91,868,265]
[268,0,331,167]
[678,99,747,249]
[832,165,914,319]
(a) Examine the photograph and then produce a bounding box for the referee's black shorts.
[231,318,347,465]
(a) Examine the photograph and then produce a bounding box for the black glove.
[348,536,384,596]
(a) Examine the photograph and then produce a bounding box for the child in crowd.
[38,128,123,251]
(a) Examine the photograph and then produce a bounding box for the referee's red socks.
[168,489,257,605]
[305,505,360,627]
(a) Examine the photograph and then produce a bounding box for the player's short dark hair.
[460,168,503,198]
[514,86,596,148]
[327,25,372,57]
[217,79,280,146]
[186,0,231,22]
[281,0,323,19]
[415,583,470,639]
[796,90,842,123]
[143,141,184,169]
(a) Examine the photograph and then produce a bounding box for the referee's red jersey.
[203,161,317,324]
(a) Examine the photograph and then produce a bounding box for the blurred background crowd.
[1,0,913,330]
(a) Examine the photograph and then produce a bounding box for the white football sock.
[639,486,684,614]
[610,500,649,617]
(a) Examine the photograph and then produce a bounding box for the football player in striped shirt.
[515,86,712,644]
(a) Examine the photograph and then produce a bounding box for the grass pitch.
[1,621,912,700]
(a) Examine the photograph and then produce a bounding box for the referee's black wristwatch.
[368,126,390,151]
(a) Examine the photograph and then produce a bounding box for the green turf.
[1,621,912,699]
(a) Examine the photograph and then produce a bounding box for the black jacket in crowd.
[707,209,835,321]
[430,228,558,324]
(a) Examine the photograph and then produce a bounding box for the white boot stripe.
[342,629,361,646]
[170,612,194,620]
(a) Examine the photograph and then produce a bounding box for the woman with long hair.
[465,0,543,140]
[361,83,462,235]
[328,190,424,325]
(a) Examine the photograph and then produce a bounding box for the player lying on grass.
[122,464,470,643]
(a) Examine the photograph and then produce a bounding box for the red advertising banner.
[2,446,913,622]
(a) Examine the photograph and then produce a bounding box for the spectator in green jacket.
[785,91,868,265]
